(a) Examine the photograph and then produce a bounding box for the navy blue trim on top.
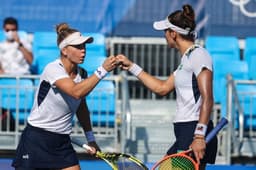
[192,73,200,103]
[37,80,51,106]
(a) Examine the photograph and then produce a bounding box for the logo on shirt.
[22,154,29,159]
[178,64,183,70]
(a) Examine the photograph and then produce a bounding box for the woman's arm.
[137,71,175,96]
[116,54,175,96]
[197,68,214,125]
[75,99,101,151]
[55,74,100,99]
[190,68,213,163]
[55,56,117,99]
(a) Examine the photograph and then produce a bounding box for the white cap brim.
[59,32,94,49]
[153,19,170,30]
[69,36,93,45]
[153,18,190,35]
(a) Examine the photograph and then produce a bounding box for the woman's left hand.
[88,141,101,152]
[190,136,206,163]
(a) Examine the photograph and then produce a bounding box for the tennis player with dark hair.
[12,23,118,170]
[117,4,217,170]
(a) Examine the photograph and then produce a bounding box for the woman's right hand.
[102,55,119,72]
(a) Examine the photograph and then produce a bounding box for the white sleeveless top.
[28,59,83,134]
[173,45,213,123]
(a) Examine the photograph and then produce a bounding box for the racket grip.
[82,144,94,152]
[71,137,93,152]
[205,117,228,143]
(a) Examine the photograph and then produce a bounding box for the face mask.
[4,31,14,41]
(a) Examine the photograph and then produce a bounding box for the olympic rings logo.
[229,0,256,17]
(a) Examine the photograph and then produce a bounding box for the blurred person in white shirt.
[0,17,33,75]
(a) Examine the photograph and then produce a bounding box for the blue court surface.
[1,158,256,170]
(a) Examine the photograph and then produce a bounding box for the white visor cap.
[153,18,190,35]
[59,32,93,49]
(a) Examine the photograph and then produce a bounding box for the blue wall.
[0,0,256,38]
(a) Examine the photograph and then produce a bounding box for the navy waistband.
[26,123,69,137]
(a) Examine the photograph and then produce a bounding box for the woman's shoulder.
[188,46,212,66]
[43,59,63,74]
[192,46,212,59]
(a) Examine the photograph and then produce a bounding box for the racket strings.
[116,156,146,170]
[157,156,196,170]
[173,156,195,169]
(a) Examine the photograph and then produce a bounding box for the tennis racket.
[71,137,148,170]
[151,117,228,170]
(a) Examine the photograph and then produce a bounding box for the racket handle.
[205,117,228,143]
[71,137,93,152]
[82,144,94,152]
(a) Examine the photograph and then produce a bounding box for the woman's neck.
[178,41,195,56]
[60,57,77,77]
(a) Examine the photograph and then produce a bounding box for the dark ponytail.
[168,4,196,41]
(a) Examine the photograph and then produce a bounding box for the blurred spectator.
[0,17,33,75]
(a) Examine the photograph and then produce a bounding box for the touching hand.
[102,55,119,72]
[115,54,133,71]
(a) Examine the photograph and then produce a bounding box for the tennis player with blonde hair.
[12,23,118,170]
[117,4,217,170]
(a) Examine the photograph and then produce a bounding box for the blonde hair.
[55,23,78,45]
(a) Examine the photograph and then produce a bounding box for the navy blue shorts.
[166,120,218,164]
[12,124,79,169]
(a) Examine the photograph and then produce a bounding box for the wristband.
[128,63,143,76]
[94,66,108,79]
[194,123,207,136]
[85,131,96,142]
[193,135,205,140]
